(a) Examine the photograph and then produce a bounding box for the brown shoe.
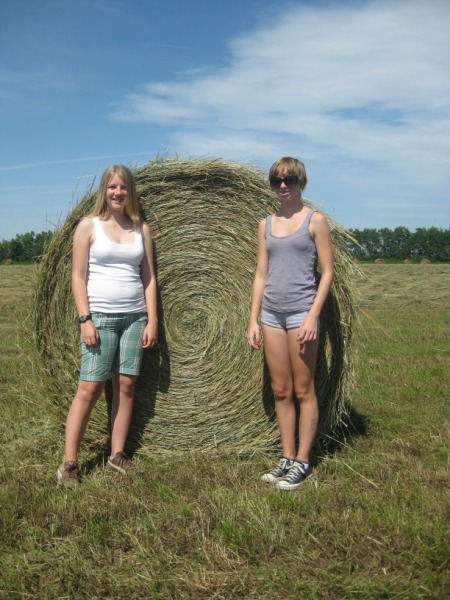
[107,451,135,474]
[56,461,81,488]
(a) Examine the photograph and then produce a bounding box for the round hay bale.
[403,258,412,264]
[420,258,430,264]
[32,158,357,455]
[3,258,13,265]
[374,258,385,264]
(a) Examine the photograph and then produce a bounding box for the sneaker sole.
[277,476,310,491]
[261,474,283,483]
[277,482,304,491]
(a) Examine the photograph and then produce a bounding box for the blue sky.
[1,0,449,240]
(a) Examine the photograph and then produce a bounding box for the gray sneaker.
[277,460,310,491]
[107,451,135,474]
[56,461,81,488]
[261,457,294,483]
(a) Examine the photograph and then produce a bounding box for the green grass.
[0,264,449,599]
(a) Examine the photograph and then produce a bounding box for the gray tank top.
[262,210,317,313]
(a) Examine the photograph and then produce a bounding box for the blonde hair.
[269,157,308,191]
[90,164,142,226]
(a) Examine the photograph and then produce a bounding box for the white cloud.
[108,0,450,229]
[110,0,450,174]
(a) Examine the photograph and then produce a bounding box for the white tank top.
[86,217,146,313]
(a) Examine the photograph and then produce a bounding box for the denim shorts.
[79,312,148,381]
[261,308,315,330]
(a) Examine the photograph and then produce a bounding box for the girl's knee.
[76,380,105,404]
[295,388,316,405]
[114,373,137,395]
[122,380,136,396]
[273,384,294,402]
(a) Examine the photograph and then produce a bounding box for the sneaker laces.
[271,457,292,475]
[283,461,307,483]
[65,462,79,474]
[278,458,292,471]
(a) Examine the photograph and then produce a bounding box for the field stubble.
[0,263,448,599]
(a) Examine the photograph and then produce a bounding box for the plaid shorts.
[79,312,148,381]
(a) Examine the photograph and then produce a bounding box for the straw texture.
[32,158,358,455]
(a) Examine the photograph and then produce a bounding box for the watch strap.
[78,314,92,323]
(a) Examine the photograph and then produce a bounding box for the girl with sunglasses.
[247,157,333,490]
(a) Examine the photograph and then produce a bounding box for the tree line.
[348,227,449,261]
[1,226,449,263]
[0,231,54,263]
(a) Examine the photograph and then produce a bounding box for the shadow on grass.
[311,403,368,467]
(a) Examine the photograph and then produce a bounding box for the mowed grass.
[0,263,448,599]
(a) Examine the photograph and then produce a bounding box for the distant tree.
[413,227,450,261]
[0,230,54,262]
[0,239,12,261]
[393,226,413,259]
[34,230,53,259]
[347,229,367,258]
[379,227,396,258]
[358,228,382,258]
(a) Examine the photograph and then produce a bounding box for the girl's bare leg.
[64,380,106,462]
[287,329,319,463]
[262,325,296,458]
[110,372,137,456]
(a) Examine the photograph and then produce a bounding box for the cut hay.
[32,158,358,455]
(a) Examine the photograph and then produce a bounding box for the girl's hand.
[297,314,319,345]
[142,321,158,349]
[81,321,99,346]
[247,323,261,350]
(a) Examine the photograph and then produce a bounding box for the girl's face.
[105,173,128,212]
[270,170,302,202]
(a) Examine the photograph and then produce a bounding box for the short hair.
[269,157,307,190]
[90,164,141,225]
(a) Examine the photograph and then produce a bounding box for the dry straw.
[32,158,358,455]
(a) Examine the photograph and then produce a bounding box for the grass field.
[0,264,448,599]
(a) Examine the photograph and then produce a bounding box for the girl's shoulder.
[75,216,95,233]
[259,214,273,225]
[140,221,155,248]
[258,215,271,233]
[309,210,331,235]
[309,210,327,225]
[73,216,95,247]
[140,220,151,237]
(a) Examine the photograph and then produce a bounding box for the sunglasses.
[269,175,299,189]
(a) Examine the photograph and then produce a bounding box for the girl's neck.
[278,198,304,218]
[103,210,133,229]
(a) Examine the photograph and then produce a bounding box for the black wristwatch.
[78,314,92,323]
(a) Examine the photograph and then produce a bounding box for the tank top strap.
[301,209,316,231]
[264,215,273,238]
[91,216,105,241]
[92,216,101,233]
